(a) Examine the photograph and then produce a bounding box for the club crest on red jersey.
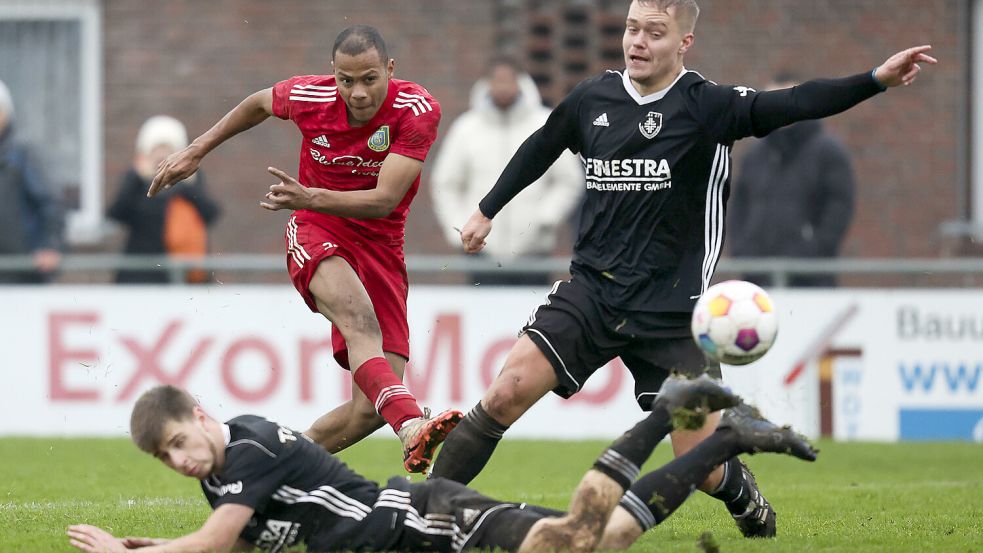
[368,125,390,152]
[639,111,663,139]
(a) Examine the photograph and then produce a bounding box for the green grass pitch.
[2,437,981,552]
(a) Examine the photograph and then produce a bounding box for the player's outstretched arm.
[148,88,274,198]
[733,45,938,140]
[873,45,937,88]
[67,504,253,552]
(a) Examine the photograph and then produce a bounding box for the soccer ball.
[691,280,778,365]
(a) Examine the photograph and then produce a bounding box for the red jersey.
[271,75,441,246]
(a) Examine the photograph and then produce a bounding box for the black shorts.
[523,278,721,410]
[406,478,563,552]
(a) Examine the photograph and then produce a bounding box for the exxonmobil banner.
[1,287,980,440]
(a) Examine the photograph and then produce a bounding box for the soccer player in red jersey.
[149,25,461,473]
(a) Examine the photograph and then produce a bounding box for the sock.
[592,407,674,491]
[709,457,754,516]
[427,402,508,484]
[352,357,423,433]
[618,428,741,531]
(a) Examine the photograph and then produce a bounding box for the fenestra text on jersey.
[584,157,672,191]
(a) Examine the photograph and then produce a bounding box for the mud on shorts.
[406,478,565,552]
[284,212,410,369]
[522,277,721,410]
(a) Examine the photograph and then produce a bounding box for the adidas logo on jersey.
[312,135,330,148]
[593,113,610,127]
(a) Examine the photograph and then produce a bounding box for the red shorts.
[284,212,409,369]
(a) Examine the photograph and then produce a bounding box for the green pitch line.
[2,438,981,552]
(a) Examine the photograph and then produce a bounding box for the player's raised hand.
[149,145,203,197]
[460,209,492,254]
[67,524,127,552]
[874,45,937,88]
[261,167,315,211]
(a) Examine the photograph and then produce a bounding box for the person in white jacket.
[431,57,583,286]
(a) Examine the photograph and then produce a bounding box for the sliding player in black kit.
[432,0,936,541]
[67,380,817,553]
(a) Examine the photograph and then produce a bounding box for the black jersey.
[202,416,536,553]
[202,415,407,552]
[480,68,883,315]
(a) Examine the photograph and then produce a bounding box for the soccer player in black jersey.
[429,0,936,540]
[66,379,817,553]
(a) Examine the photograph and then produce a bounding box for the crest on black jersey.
[639,112,663,139]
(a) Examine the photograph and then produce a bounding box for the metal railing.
[2,254,983,286]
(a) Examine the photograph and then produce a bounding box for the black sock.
[428,402,508,484]
[592,407,673,490]
[618,429,741,530]
[709,457,754,516]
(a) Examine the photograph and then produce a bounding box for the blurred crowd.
[0,78,222,285]
[0,79,63,284]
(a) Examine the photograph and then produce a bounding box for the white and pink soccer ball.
[691,280,778,365]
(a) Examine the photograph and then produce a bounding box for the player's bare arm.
[261,153,422,218]
[67,503,253,553]
[873,45,937,88]
[120,536,171,548]
[149,88,274,197]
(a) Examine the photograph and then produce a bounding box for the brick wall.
[689,0,967,258]
[102,0,967,260]
[102,0,496,257]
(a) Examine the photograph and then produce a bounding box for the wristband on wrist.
[871,67,888,91]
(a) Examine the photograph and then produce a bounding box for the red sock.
[353,357,423,433]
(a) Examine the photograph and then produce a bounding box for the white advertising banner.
[722,290,983,442]
[1,286,645,439]
[1,286,981,441]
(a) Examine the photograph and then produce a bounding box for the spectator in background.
[431,57,583,286]
[728,72,856,287]
[108,115,220,284]
[0,79,64,284]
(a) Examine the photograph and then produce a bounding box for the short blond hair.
[637,0,700,34]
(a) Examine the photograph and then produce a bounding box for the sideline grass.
[2,437,981,552]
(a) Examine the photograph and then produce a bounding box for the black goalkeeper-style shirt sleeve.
[477,81,587,219]
[688,70,886,144]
